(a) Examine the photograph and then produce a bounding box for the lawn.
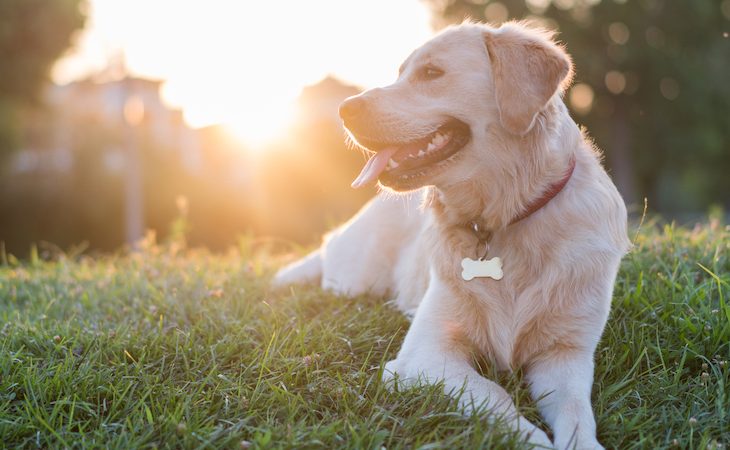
[0,219,728,449]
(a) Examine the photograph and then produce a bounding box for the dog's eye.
[420,65,444,80]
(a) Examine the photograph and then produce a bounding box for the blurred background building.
[0,0,728,257]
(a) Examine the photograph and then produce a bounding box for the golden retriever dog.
[273,21,630,449]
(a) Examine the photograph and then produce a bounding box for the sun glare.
[52,0,433,149]
[160,78,298,150]
[222,101,297,150]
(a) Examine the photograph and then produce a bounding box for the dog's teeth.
[388,159,399,169]
[418,150,426,157]
[427,143,436,152]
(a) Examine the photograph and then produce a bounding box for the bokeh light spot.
[721,0,730,20]
[484,2,509,24]
[608,22,630,45]
[660,77,680,100]
[605,71,626,95]
[525,0,550,15]
[569,83,594,115]
[553,0,577,11]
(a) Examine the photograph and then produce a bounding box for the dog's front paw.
[382,359,420,390]
[554,438,604,450]
[526,429,554,449]
[583,443,605,450]
[517,417,554,449]
[553,428,604,450]
[381,359,400,386]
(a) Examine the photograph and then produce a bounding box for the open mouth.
[350,119,471,189]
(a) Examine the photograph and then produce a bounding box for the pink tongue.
[351,146,399,188]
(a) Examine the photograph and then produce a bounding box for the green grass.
[1,220,728,449]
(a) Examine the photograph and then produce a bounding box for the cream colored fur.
[273,22,630,449]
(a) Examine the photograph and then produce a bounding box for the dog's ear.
[484,24,572,135]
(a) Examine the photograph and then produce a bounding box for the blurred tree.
[0,0,86,152]
[425,0,730,214]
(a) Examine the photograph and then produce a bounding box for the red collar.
[469,155,576,243]
[510,154,576,225]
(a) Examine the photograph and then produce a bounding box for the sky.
[53,0,434,146]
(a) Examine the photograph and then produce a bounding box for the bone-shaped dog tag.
[461,257,504,281]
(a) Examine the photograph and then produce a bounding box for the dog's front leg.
[526,351,604,450]
[384,278,552,448]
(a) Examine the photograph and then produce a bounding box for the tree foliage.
[425,0,730,213]
[0,0,86,151]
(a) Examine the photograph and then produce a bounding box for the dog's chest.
[438,242,554,370]
[462,278,545,370]
[426,216,579,369]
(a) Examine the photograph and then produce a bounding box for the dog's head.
[342,22,573,192]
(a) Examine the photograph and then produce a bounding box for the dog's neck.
[508,155,575,224]
[428,103,580,234]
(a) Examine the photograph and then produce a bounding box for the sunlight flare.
[53,0,433,148]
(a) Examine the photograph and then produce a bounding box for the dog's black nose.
[339,96,365,122]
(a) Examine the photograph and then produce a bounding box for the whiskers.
[344,132,374,158]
